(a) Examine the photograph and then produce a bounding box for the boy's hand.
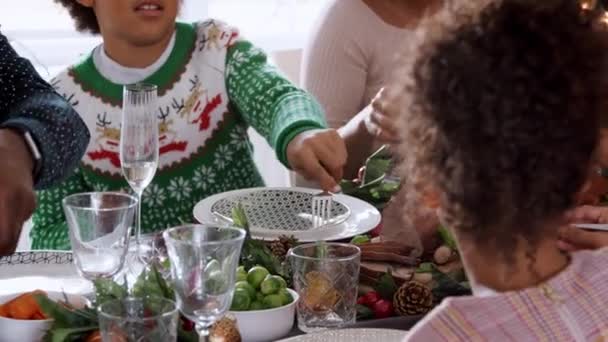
[0,129,36,256]
[557,205,608,252]
[287,128,347,191]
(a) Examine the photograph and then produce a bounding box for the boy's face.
[78,0,179,46]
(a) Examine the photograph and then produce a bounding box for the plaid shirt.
[406,248,608,341]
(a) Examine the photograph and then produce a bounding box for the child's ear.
[75,0,94,8]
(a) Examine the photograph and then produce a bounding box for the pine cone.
[268,235,298,261]
[393,281,434,316]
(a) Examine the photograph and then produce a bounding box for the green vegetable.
[132,265,175,300]
[256,292,265,302]
[41,264,200,342]
[250,301,265,311]
[235,281,256,300]
[273,275,288,289]
[374,270,398,300]
[205,271,228,294]
[277,288,293,305]
[36,294,96,327]
[231,288,251,311]
[44,326,98,342]
[340,145,401,210]
[232,204,292,283]
[247,266,270,289]
[260,276,283,295]
[262,294,284,309]
[93,277,128,304]
[236,266,247,282]
[438,225,458,251]
[350,235,371,245]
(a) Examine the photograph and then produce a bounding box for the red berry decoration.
[363,291,381,305]
[372,299,394,319]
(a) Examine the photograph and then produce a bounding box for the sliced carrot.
[0,304,9,318]
[31,311,47,320]
[7,292,41,320]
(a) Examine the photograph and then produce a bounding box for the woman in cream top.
[302,0,442,251]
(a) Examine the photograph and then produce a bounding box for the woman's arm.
[301,4,374,178]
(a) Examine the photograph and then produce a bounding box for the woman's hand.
[365,87,402,144]
[558,205,608,252]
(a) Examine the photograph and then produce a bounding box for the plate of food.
[193,187,382,242]
[0,290,88,342]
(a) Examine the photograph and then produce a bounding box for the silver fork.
[311,191,333,228]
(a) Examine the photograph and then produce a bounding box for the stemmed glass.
[63,192,137,286]
[120,83,159,262]
[163,224,245,341]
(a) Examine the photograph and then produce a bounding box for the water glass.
[163,224,245,339]
[98,296,179,342]
[288,243,361,333]
[121,83,159,262]
[63,192,137,280]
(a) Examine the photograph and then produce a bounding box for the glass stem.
[196,323,211,342]
[135,190,143,251]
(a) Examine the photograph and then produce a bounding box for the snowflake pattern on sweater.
[31,20,326,250]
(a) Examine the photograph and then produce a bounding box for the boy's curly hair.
[54,0,99,34]
[397,0,608,257]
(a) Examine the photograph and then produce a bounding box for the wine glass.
[120,83,159,262]
[63,192,137,286]
[163,224,245,340]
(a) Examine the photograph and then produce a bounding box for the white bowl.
[0,291,87,342]
[230,289,299,342]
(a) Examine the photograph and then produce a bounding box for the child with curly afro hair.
[400,0,608,339]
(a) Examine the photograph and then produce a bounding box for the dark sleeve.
[0,32,90,189]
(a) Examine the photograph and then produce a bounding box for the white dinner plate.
[193,187,381,242]
[0,251,92,296]
[278,328,406,342]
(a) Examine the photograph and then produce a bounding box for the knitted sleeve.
[30,168,91,250]
[0,32,90,189]
[225,40,327,167]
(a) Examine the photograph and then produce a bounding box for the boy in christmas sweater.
[32,0,347,250]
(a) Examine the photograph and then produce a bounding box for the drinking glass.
[163,224,245,341]
[288,243,361,333]
[63,192,137,281]
[120,83,159,261]
[98,296,179,342]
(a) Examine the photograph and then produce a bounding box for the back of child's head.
[397,0,608,254]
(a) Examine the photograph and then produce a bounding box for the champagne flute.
[120,83,159,262]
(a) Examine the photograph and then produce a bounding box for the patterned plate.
[0,251,92,295]
[278,328,406,342]
[210,189,351,231]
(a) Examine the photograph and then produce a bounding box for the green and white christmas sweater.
[31,20,326,250]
